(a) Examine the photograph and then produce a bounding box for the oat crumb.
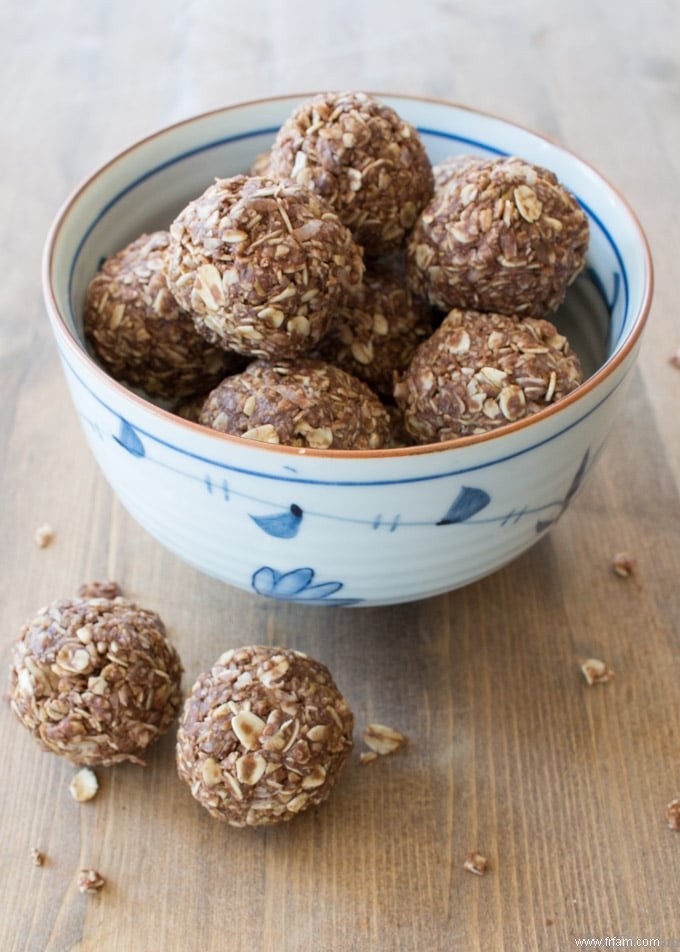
[31,847,44,867]
[69,767,99,802]
[359,751,379,765]
[464,851,488,876]
[77,868,105,894]
[612,551,637,578]
[666,798,680,831]
[34,524,55,549]
[580,658,615,686]
[361,723,408,756]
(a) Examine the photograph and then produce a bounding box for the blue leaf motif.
[114,419,145,458]
[251,566,361,606]
[270,567,314,596]
[437,486,491,525]
[250,504,303,539]
[251,566,277,596]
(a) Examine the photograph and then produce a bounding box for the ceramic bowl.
[42,94,653,607]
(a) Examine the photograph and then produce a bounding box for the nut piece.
[31,847,45,867]
[394,308,583,442]
[463,851,489,876]
[166,176,364,360]
[69,767,99,802]
[580,658,615,686]
[266,91,433,256]
[669,349,680,370]
[77,868,105,894]
[9,596,183,766]
[84,231,240,400]
[611,552,637,578]
[34,524,55,549]
[176,646,354,827]
[406,156,589,316]
[666,798,680,831]
[199,358,391,450]
[361,723,408,756]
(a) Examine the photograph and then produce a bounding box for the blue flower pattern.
[251,567,362,606]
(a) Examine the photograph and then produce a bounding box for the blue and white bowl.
[42,95,653,607]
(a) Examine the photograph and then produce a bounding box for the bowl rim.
[42,91,654,461]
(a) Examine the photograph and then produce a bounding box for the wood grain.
[1,1,678,949]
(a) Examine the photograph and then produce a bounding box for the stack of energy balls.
[84,91,590,449]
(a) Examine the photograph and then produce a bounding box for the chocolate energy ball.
[406,157,589,316]
[266,91,434,256]
[199,358,391,450]
[176,646,354,827]
[84,231,239,400]
[9,596,183,766]
[314,265,433,397]
[394,308,584,442]
[165,175,364,359]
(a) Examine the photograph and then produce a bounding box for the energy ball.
[176,646,354,827]
[406,157,589,316]
[84,231,239,400]
[165,175,364,359]
[394,308,583,442]
[9,596,183,766]
[313,265,433,398]
[199,358,391,450]
[266,91,434,256]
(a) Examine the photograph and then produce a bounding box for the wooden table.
[1,2,678,949]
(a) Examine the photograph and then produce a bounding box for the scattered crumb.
[580,658,615,686]
[69,767,99,803]
[34,524,55,549]
[463,851,488,876]
[360,723,408,756]
[77,868,105,894]
[359,751,379,765]
[77,580,123,599]
[612,551,637,578]
[666,798,680,831]
[31,847,44,867]
[669,349,680,370]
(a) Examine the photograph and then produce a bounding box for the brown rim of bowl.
[42,92,654,461]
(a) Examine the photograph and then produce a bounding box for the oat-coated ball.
[199,358,391,450]
[406,157,589,316]
[176,646,354,827]
[266,92,434,256]
[84,231,239,400]
[9,596,183,766]
[314,264,432,398]
[394,308,584,442]
[165,175,364,359]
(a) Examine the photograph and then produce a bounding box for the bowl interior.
[47,94,649,412]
